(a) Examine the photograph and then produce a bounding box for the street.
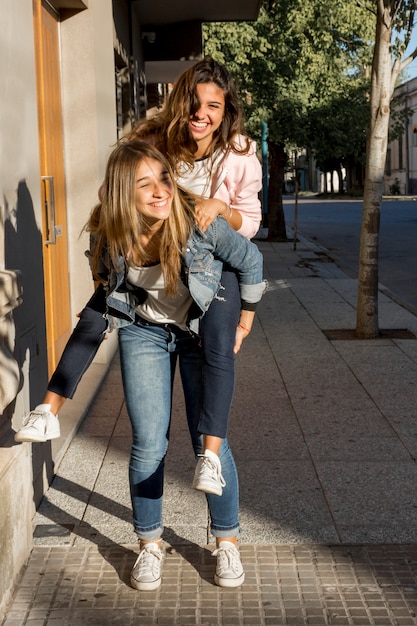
[283,196,417,313]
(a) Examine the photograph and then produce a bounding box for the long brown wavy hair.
[87,141,195,295]
[128,57,250,175]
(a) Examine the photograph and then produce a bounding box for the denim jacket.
[92,217,267,333]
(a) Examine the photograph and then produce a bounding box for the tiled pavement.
[4,235,417,625]
[5,543,417,625]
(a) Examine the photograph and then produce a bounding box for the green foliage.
[203,0,375,167]
[390,1,417,60]
[308,82,370,171]
[389,177,401,194]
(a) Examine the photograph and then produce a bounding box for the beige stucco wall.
[0,0,44,616]
[0,0,118,617]
[60,0,118,361]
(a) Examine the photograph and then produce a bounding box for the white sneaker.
[192,449,226,496]
[130,542,163,591]
[212,541,245,588]
[14,404,60,443]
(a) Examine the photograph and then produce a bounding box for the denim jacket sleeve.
[184,217,267,315]
[87,236,145,330]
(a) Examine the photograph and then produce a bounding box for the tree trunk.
[337,166,344,194]
[356,2,398,338]
[267,141,287,241]
[345,159,353,194]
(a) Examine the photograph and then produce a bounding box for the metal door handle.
[42,175,56,244]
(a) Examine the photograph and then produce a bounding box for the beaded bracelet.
[220,205,233,220]
[238,323,251,333]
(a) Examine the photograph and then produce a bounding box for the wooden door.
[33,0,71,375]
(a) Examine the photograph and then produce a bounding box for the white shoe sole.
[193,480,223,496]
[130,574,161,591]
[14,429,60,443]
[214,571,245,587]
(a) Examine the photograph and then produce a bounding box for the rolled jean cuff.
[211,525,240,539]
[135,525,164,541]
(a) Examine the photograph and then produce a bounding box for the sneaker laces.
[134,543,163,579]
[22,410,46,428]
[212,542,242,576]
[197,455,226,488]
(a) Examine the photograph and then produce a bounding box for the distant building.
[386,76,417,195]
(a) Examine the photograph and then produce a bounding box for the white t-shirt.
[176,150,224,197]
[127,264,192,330]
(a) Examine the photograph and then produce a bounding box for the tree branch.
[402,7,416,49]
[377,0,385,19]
[399,45,417,74]
[391,57,403,93]
[356,0,377,16]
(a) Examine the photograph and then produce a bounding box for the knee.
[131,439,168,466]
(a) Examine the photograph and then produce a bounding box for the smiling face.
[189,82,225,158]
[135,157,173,226]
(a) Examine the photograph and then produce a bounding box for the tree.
[308,83,370,195]
[204,0,375,240]
[356,0,417,338]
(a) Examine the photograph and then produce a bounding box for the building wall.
[0,0,119,615]
[406,80,417,195]
[0,1,45,614]
[60,1,118,326]
[386,76,417,196]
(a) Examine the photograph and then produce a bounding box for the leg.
[48,284,107,399]
[179,344,244,587]
[118,320,174,540]
[119,320,187,592]
[14,285,107,443]
[192,269,241,493]
[179,342,240,531]
[199,268,241,439]
[119,321,175,591]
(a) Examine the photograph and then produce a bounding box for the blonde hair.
[87,141,195,295]
[128,57,250,174]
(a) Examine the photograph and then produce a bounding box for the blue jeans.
[48,285,107,399]
[118,317,240,541]
[47,270,239,441]
[199,268,240,438]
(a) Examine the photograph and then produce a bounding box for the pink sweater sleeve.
[213,141,263,239]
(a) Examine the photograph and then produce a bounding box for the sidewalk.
[4,233,417,625]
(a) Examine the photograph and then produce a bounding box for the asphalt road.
[282,196,417,313]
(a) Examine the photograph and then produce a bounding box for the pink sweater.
[210,136,263,239]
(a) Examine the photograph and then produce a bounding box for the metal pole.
[293,171,299,251]
[261,121,268,223]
